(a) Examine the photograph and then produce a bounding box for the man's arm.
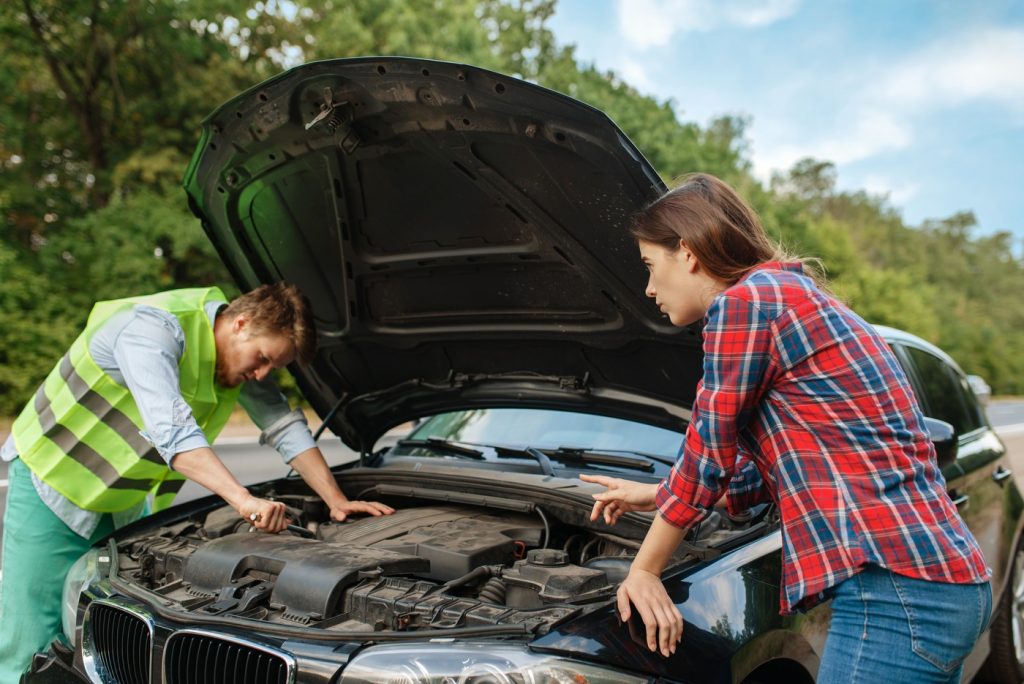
[171,447,288,532]
[238,379,395,521]
[288,448,394,521]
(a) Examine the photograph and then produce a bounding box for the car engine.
[114,497,637,636]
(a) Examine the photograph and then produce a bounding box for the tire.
[980,539,1024,683]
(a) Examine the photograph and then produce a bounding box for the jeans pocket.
[890,573,987,674]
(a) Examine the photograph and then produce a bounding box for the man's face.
[215,315,296,388]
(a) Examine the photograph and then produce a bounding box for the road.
[987,400,1024,431]
[2,401,1024,575]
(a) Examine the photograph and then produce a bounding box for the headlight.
[338,642,649,684]
[61,547,108,648]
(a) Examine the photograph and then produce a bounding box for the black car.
[26,57,1024,684]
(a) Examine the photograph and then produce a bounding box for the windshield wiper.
[394,438,666,474]
[395,438,485,460]
[548,446,657,471]
[490,445,654,473]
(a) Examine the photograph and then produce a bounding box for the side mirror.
[923,417,958,470]
[966,374,991,406]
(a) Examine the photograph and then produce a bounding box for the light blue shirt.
[1,301,316,537]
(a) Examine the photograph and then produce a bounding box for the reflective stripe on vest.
[12,287,240,512]
[153,473,187,512]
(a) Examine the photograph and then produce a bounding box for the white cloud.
[751,110,912,182]
[615,0,799,48]
[860,174,921,205]
[615,57,658,92]
[751,26,1024,181]
[874,27,1024,115]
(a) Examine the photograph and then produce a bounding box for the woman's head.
[630,173,781,285]
[630,173,820,326]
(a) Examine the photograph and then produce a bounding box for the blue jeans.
[818,565,992,683]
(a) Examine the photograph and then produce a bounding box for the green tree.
[2,0,1022,412]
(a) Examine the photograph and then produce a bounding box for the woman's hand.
[617,568,683,657]
[328,499,395,522]
[579,474,658,526]
[238,495,288,533]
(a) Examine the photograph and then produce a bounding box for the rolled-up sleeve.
[112,307,209,464]
[238,378,316,463]
[657,293,776,530]
[726,448,772,515]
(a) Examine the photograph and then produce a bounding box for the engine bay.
[109,479,771,638]
[114,497,639,636]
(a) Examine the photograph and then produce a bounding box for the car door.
[891,342,1010,599]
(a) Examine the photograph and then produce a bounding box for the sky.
[548,0,1024,242]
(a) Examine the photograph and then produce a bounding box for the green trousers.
[0,457,113,683]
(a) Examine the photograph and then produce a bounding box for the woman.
[582,173,991,682]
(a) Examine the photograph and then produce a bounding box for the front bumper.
[23,640,88,684]
[25,585,333,684]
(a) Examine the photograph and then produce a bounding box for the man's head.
[213,282,316,388]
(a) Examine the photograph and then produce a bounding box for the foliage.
[2,0,1022,415]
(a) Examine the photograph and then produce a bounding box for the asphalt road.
[2,401,1024,576]
[986,400,1024,430]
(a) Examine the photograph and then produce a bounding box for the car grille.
[164,632,289,684]
[89,603,151,684]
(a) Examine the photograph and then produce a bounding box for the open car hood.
[184,56,703,449]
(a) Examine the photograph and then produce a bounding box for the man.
[0,282,394,680]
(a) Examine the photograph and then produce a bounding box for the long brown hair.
[629,173,826,288]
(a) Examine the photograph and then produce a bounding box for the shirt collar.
[205,300,226,326]
[739,261,804,282]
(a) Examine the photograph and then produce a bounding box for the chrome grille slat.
[165,632,288,684]
[88,603,151,684]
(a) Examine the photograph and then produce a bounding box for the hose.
[478,576,507,604]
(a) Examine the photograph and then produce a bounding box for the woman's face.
[638,239,710,327]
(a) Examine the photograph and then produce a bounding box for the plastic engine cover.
[182,533,428,620]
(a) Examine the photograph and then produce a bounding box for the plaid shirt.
[657,262,989,614]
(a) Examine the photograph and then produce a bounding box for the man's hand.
[329,499,395,522]
[617,568,683,657]
[237,495,288,533]
[172,446,292,533]
[289,447,396,522]
[579,474,658,526]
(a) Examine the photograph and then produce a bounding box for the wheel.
[980,538,1024,683]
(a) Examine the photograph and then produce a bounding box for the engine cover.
[183,534,428,621]
[317,505,544,579]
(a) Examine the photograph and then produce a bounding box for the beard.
[215,357,241,388]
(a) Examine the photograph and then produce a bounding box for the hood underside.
[184,57,702,447]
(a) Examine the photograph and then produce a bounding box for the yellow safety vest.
[12,288,241,512]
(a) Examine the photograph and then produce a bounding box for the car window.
[409,408,685,459]
[955,372,987,431]
[902,346,983,436]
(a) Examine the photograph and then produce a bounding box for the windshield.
[407,408,685,460]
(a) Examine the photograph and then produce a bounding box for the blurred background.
[2,0,1023,421]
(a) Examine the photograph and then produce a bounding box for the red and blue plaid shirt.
[656,262,989,614]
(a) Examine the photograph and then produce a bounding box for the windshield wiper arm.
[548,447,656,471]
[564,446,681,468]
[395,438,485,460]
[525,447,555,477]
[493,445,654,474]
[490,445,555,476]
